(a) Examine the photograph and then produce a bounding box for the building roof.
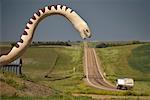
[7,58,22,65]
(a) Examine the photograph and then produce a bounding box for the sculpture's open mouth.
[81,29,92,39]
[83,34,91,39]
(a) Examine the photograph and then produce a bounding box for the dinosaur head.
[78,23,92,39]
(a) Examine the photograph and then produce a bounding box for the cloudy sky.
[0,0,150,42]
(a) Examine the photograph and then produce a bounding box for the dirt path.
[84,43,117,91]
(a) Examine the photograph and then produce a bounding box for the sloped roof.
[8,58,22,65]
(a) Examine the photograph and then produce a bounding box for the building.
[1,58,22,75]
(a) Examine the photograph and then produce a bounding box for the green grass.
[0,72,26,90]
[1,43,150,97]
[22,47,82,70]
[1,94,92,100]
[21,45,130,96]
[96,44,150,95]
[128,44,150,73]
[21,46,85,92]
[87,41,99,48]
[22,47,58,80]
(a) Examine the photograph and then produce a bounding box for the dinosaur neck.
[25,5,83,40]
[0,5,85,65]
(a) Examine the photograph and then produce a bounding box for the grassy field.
[0,44,129,96]
[1,94,92,100]
[1,45,93,99]
[21,46,86,91]
[21,46,128,96]
[96,44,150,95]
[20,46,135,96]
[1,43,150,99]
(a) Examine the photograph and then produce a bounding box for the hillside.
[0,45,93,99]
[1,43,150,99]
[21,46,85,92]
[96,44,150,95]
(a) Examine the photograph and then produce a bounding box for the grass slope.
[23,46,126,95]
[1,43,150,97]
[21,46,85,93]
[1,94,92,100]
[8,46,127,96]
[128,44,150,74]
[96,44,150,95]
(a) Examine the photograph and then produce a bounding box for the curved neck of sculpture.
[0,5,89,66]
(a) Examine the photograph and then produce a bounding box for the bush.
[96,41,142,48]
[31,41,71,46]
[96,43,108,48]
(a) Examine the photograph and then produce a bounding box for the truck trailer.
[116,78,134,90]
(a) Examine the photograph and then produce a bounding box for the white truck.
[116,78,134,90]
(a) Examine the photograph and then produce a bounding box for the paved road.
[84,43,117,90]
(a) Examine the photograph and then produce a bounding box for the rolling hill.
[96,43,150,95]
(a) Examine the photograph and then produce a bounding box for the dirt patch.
[0,80,52,96]
[22,81,52,96]
[0,81,17,96]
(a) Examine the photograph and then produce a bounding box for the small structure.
[1,58,22,75]
[116,78,134,90]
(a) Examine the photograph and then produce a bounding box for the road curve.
[84,43,118,91]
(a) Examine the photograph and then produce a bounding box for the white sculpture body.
[0,5,91,66]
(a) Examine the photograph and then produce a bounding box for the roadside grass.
[21,46,86,92]
[22,47,58,81]
[96,44,150,95]
[1,94,92,100]
[0,72,26,90]
[22,46,84,77]
[21,45,131,96]
[66,81,148,96]
[1,43,150,97]
[88,41,98,48]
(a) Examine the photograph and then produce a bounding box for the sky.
[0,0,150,42]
